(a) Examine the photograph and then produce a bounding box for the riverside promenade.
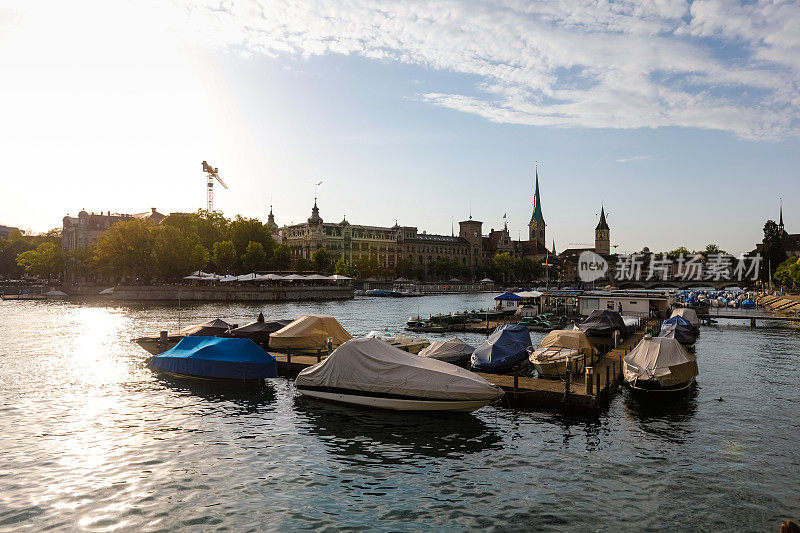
[109,284,353,302]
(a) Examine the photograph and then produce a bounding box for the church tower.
[595,205,610,255]
[528,167,545,249]
[779,199,785,233]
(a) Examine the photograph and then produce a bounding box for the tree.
[312,247,333,273]
[760,220,786,281]
[774,257,800,288]
[152,226,208,281]
[229,215,276,262]
[334,258,349,276]
[16,242,65,281]
[490,252,517,283]
[212,241,238,274]
[241,241,268,272]
[396,257,416,279]
[666,246,691,259]
[293,257,314,272]
[272,244,291,270]
[162,210,230,251]
[93,218,157,281]
[701,243,727,258]
[353,255,382,279]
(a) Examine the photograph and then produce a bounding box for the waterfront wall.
[108,285,353,302]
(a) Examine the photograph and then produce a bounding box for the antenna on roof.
[469,200,472,220]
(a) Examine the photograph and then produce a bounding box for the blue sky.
[1,0,798,255]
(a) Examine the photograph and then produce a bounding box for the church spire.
[596,205,609,230]
[779,198,784,231]
[552,239,556,256]
[529,165,545,226]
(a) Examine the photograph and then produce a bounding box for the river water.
[0,294,798,531]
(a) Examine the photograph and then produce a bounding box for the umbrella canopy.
[303,274,330,280]
[44,290,68,297]
[479,278,494,283]
[256,273,285,281]
[236,273,258,282]
[494,292,523,301]
[183,275,204,280]
[269,315,352,351]
[99,287,114,295]
[281,274,307,280]
[329,274,352,280]
[296,338,503,402]
[623,335,698,387]
[148,337,277,379]
[219,275,238,282]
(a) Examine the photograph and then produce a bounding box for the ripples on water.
[0,296,798,531]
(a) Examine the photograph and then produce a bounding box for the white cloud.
[617,155,652,163]
[10,0,800,141]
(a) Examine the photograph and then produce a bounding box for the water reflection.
[622,385,699,444]
[152,376,277,413]
[293,397,502,464]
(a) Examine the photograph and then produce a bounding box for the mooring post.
[513,366,519,393]
[564,358,571,399]
[595,373,601,396]
[286,351,292,364]
[585,367,594,396]
[316,349,321,363]
[158,330,167,352]
[750,318,756,328]
[606,365,610,390]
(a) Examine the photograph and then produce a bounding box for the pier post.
[158,330,167,352]
[564,359,571,400]
[286,351,292,364]
[750,318,756,328]
[595,373,601,396]
[606,365,610,390]
[316,349,321,362]
[585,367,594,396]
[513,366,519,393]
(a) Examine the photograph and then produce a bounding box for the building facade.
[62,208,165,251]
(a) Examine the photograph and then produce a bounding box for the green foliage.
[334,258,349,276]
[162,210,230,251]
[152,226,208,280]
[312,247,333,273]
[489,252,545,283]
[241,241,268,272]
[0,231,60,280]
[353,255,382,279]
[15,242,65,280]
[701,243,726,257]
[93,219,158,281]
[665,246,691,259]
[273,244,291,271]
[429,256,467,280]
[490,252,516,283]
[396,257,416,279]
[293,257,314,272]
[230,215,275,260]
[212,241,238,274]
[774,257,800,287]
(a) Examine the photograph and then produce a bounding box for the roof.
[409,234,468,244]
[596,206,610,230]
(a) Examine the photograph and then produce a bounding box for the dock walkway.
[271,319,660,415]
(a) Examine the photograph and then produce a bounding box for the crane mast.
[201,160,228,212]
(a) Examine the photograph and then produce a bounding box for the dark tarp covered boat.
[470,324,533,372]
[578,310,627,339]
[148,336,277,380]
[228,319,292,345]
[658,315,697,346]
[135,318,234,355]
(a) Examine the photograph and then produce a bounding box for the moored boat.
[134,318,233,355]
[295,338,504,412]
[418,337,475,366]
[365,330,431,354]
[577,310,627,339]
[658,315,697,348]
[528,329,597,378]
[470,324,533,373]
[148,336,278,381]
[269,315,352,353]
[623,335,698,396]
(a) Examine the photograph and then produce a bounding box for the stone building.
[61,208,165,251]
[559,206,614,281]
[778,204,800,257]
[280,199,515,278]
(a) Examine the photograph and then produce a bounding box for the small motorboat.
[269,315,352,353]
[670,308,700,332]
[418,337,475,366]
[148,336,277,381]
[623,335,698,396]
[740,298,756,309]
[578,310,627,339]
[470,324,533,373]
[528,329,597,379]
[228,317,292,346]
[658,315,697,348]
[365,330,430,354]
[295,338,504,412]
[134,318,233,355]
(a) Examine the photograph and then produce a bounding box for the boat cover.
[470,324,532,371]
[741,299,756,309]
[658,316,697,345]
[623,336,698,387]
[536,329,597,357]
[228,319,292,344]
[418,338,475,364]
[269,315,352,351]
[578,310,627,338]
[178,318,232,336]
[295,338,503,401]
[148,336,277,379]
[671,308,700,328]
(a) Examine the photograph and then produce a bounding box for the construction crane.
[202,160,228,212]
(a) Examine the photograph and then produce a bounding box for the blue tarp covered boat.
[470,324,532,372]
[148,336,277,380]
[741,299,756,309]
[658,315,697,346]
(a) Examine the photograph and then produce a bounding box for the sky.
[1,0,798,255]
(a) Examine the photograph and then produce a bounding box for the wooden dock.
[271,319,660,415]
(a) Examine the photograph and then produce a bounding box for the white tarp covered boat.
[365,330,430,354]
[670,308,700,330]
[295,338,504,411]
[418,338,475,365]
[623,335,698,395]
[528,329,597,378]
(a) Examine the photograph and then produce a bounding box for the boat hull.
[532,357,585,379]
[627,377,695,396]
[296,387,495,412]
[135,337,180,356]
